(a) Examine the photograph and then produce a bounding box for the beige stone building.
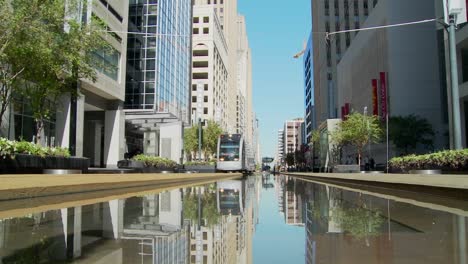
[191,6,229,130]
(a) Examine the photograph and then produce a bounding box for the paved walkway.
[283,172,468,189]
[0,173,242,200]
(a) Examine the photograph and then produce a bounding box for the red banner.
[341,106,345,120]
[372,79,378,116]
[345,103,350,120]
[380,72,387,121]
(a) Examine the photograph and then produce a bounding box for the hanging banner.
[344,103,350,120]
[372,79,378,116]
[380,72,387,121]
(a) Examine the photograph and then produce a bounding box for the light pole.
[448,13,463,149]
[198,118,202,161]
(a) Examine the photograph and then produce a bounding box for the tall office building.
[283,118,305,156]
[336,0,447,159]
[193,0,239,133]
[125,0,192,162]
[304,32,315,142]
[276,129,285,165]
[312,0,379,125]
[190,5,229,129]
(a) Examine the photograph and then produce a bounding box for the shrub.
[185,161,215,166]
[0,138,70,158]
[389,149,468,172]
[132,154,177,169]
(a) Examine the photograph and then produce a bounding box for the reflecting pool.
[0,174,466,263]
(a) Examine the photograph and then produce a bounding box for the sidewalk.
[283,172,468,189]
[0,173,242,201]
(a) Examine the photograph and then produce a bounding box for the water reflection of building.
[122,190,189,264]
[0,178,262,264]
[301,179,468,264]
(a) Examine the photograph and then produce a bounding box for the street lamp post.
[448,13,463,149]
[198,118,202,161]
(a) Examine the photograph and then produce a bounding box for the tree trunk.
[35,118,44,146]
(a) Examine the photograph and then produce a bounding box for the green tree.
[389,115,434,155]
[203,120,223,158]
[184,125,200,160]
[0,0,45,132]
[3,0,109,144]
[285,152,295,166]
[333,112,382,167]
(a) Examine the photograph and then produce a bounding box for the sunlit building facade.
[124,0,192,162]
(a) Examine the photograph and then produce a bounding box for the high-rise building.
[283,118,305,156]
[304,32,315,142]
[190,5,229,129]
[276,129,284,165]
[336,0,447,160]
[124,0,192,162]
[312,0,379,125]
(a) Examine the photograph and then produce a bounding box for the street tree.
[0,0,45,132]
[3,0,109,144]
[184,125,200,160]
[389,115,434,155]
[333,112,382,167]
[202,120,223,158]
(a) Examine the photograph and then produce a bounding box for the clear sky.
[238,0,312,158]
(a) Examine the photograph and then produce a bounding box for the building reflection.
[293,177,468,264]
[0,177,261,264]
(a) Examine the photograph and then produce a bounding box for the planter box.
[334,165,360,173]
[0,155,89,174]
[185,165,216,173]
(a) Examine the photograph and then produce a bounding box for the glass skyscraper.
[125,0,191,123]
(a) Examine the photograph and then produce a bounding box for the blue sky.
[238,0,312,158]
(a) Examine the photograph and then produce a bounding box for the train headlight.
[220,158,224,161]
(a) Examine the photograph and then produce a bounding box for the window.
[204,108,208,114]
[193,17,199,23]
[193,28,199,34]
[325,0,329,16]
[203,28,209,34]
[192,84,197,91]
[192,96,197,102]
[193,72,208,79]
[193,50,208,56]
[204,96,208,102]
[91,47,120,81]
[193,61,209,68]
[204,84,209,90]
[203,17,209,23]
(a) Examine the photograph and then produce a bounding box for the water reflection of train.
[216,134,255,173]
[216,180,245,215]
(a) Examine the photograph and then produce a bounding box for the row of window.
[193,16,209,23]
[193,27,210,34]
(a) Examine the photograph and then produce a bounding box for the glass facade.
[125,0,191,122]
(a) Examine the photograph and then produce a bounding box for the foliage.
[182,190,221,227]
[132,154,177,168]
[332,112,382,166]
[285,153,295,166]
[185,161,215,166]
[184,124,200,160]
[389,115,434,155]
[203,120,223,157]
[332,203,384,242]
[1,0,110,145]
[389,149,468,172]
[0,137,70,159]
[184,120,223,160]
[309,130,320,146]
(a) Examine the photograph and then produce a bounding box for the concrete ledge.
[0,173,242,201]
[284,172,468,190]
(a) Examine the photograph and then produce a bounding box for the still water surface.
[0,174,466,263]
